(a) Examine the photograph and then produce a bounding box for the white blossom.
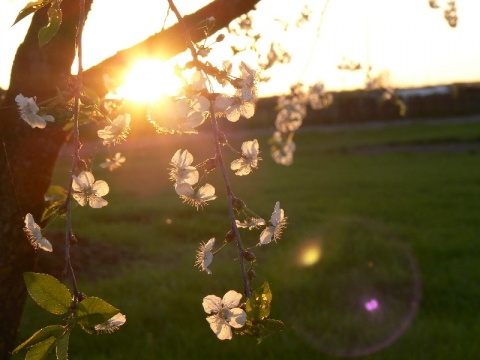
[235,217,266,230]
[214,61,257,122]
[275,95,306,133]
[231,139,261,176]
[23,213,52,252]
[218,60,233,87]
[195,238,215,274]
[148,96,210,134]
[202,290,246,340]
[214,94,255,122]
[97,113,131,145]
[72,171,109,208]
[15,94,54,129]
[239,61,256,88]
[99,152,126,171]
[169,149,199,186]
[308,82,333,110]
[259,201,287,245]
[175,183,217,209]
[190,71,207,91]
[271,131,296,166]
[94,313,126,334]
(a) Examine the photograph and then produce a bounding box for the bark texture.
[0,0,259,358]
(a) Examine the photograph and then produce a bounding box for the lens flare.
[298,241,322,266]
[282,217,421,357]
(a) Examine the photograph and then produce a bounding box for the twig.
[209,107,252,298]
[167,0,252,297]
[63,0,86,301]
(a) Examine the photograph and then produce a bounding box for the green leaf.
[24,272,72,315]
[76,297,119,329]
[235,318,286,344]
[246,281,272,321]
[25,336,56,360]
[254,319,286,344]
[13,325,64,354]
[45,185,68,202]
[41,185,67,221]
[12,0,50,26]
[55,331,70,360]
[38,4,62,47]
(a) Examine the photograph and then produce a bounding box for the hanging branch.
[167,0,252,298]
[63,0,86,301]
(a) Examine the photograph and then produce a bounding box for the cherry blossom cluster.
[14,4,291,342]
[270,82,332,166]
[429,0,458,27]
[152,10,287,338]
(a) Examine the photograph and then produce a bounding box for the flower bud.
[76,159,88,173]
[243,251,256,262]
[232,197,246,212]
[69,234,78,245]
[207,16,216,25]
[225,229,236,243]
[80,94,94,106]
[247,269,256,281]
[204,157,217,172]
[216,34,225,42]
[218,131,228,145]
[230,78,245,89]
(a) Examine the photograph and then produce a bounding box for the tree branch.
[83,0,260,98]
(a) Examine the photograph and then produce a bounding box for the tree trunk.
[0,0,259,358]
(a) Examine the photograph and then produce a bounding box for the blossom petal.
[214,94,233,112]
[25,114,48,128]
[205,238,215,251]
[88,196,108,209]
[25,213,35,229]
[259,226,274,245]
[72,193,87,207]
[175,183,194,197]
[42,114,55,123]
[77,171,95,188]
[203,253,213,274]
[92,180,110,197]
[202,295,222,314]
[222,290,242,309]
[37,237,53,252]
[197,184,217,202]
[227,308,246,328]
[240,102,255,119]
[206,315,232,340]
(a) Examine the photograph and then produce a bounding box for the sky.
[1,0,480,97]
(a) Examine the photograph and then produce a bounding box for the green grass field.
[15,119,480,359]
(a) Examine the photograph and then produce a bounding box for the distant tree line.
[248,82,480,129]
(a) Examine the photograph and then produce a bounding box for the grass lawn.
[15,119,480,359]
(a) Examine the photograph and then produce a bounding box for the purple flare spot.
[365,299,379,312]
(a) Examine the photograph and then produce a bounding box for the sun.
[116,59,183,103]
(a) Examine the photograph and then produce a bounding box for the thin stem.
[63,0,86,301]
[167,0,252,297]
[298,0,331,81]
[209,107,252,298]
[167,0,198,61]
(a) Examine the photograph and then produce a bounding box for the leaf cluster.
[13,0,63,47]
[13,273,121,360]
[235,282,286,343]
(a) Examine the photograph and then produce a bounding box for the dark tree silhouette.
[0,0,259,358]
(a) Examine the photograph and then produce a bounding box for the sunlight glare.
[297,241,322,266]
[116,59,183,102]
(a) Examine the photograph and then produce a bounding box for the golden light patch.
[116,59,183,102]
[298,241,322,266]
